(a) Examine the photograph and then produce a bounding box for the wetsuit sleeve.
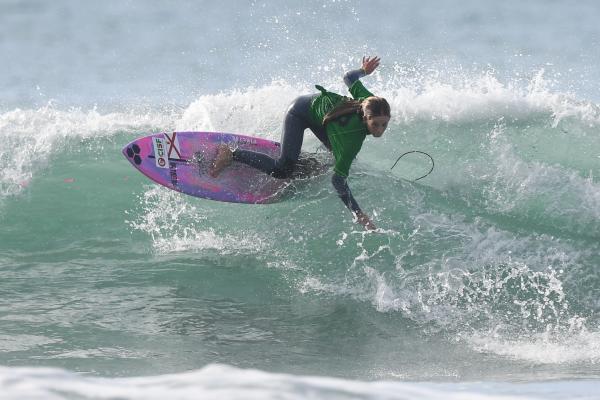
[332,173,362,214]
[343,69,366,87]
[343,69,375,100]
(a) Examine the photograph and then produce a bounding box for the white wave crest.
[0,104,171,198]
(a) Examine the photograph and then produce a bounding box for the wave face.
[1,0,600,397]
[1,73,599,380]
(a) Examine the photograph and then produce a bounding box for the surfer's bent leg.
[233,94,321,179]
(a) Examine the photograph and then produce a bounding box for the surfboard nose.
[123,142,142,165]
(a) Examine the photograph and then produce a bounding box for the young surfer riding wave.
[210,56,391,230]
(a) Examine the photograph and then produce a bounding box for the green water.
[1,97,599,380]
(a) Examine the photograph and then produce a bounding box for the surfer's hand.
[356,211,376,231]
[361,56,381,75]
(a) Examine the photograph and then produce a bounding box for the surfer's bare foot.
[210,144,233,177]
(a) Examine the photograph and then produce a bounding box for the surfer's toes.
[210,144,233,177]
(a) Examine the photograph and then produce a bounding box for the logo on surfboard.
[152,133,182,168]
[152,137,168,168]
[164,132,182,160]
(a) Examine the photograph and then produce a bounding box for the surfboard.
[122,131,328,204]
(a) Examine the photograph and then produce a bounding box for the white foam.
[382,67,600,126]
[2,363,591,400]
[299,209,591,354]
[126,186,265,255]
[469,327,600,364]
[176,80,302,141]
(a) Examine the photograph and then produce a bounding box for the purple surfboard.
[122,132,327,204]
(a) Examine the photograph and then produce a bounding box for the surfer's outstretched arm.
[332,173,376,230]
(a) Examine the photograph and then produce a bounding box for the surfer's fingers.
[362,56,381,74]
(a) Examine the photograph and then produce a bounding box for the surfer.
[211,56,390,230]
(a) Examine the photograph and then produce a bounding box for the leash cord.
[390,150,434,181]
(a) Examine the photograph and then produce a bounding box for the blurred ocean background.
[1,0,600,398]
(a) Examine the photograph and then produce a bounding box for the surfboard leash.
[390,150,435,181]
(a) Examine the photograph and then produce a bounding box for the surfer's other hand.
[356,211,376,231]
[361,56,381,75]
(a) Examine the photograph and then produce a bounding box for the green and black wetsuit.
[232,68,372,214]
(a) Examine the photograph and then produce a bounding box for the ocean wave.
[2,75,599,366]
[2,72,599,210]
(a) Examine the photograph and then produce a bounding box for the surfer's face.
[365,115,390,137]
[361,96,391,137]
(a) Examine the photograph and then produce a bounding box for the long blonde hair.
[323,96,390,126]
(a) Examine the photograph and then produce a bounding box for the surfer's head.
[361,96,391,137]
[323,95,391,137]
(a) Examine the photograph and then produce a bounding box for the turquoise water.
[1,1,600,398]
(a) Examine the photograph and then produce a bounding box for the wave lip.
[385,68,600,126]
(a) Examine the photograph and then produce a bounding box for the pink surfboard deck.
[122,131,324,204]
